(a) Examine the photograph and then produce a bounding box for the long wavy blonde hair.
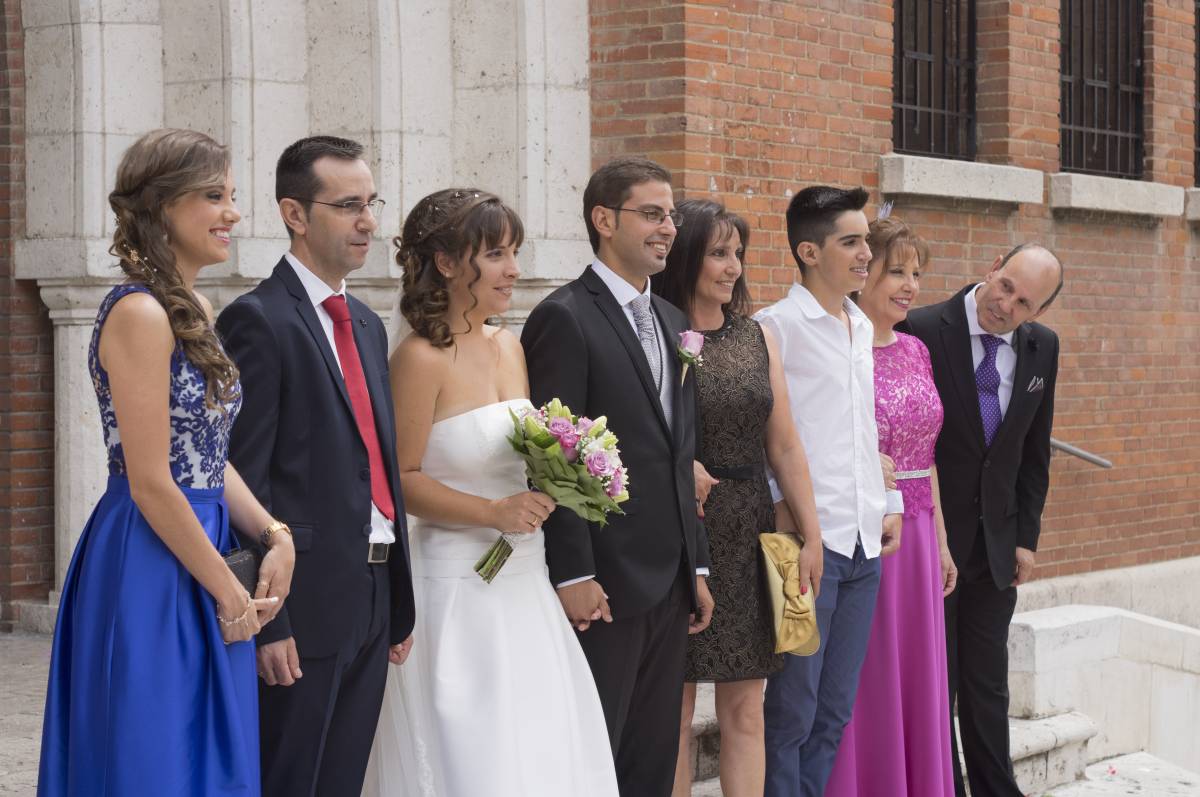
[108,128,239,408]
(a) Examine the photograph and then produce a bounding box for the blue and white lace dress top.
[89,283,242,490]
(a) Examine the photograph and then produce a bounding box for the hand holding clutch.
[759,532,820,656]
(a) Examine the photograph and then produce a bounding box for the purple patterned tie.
[976,334,1004,446]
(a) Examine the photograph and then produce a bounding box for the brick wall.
[590,0,1200,578]
[0,0,54,627]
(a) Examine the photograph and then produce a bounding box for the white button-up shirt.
[285,252,396,545]
[964,283,1016,417]
[755,283,892,560]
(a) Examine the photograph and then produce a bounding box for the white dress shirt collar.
[285,251,346,308]
[591,258,650,308]
[964,283,1014,346]
[786,281,872,328]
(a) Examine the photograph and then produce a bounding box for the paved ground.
[0,632,50,796]
[5,630,1198,797]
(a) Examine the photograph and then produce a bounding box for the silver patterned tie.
[629,295,671,428]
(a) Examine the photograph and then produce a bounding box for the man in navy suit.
[902,243,1063,797]
[218,136,415,797]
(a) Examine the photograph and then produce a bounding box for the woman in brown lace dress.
[652,200,822,797]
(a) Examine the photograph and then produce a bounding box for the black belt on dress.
[705,462,764,481]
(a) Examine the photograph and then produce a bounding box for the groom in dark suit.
[522,156,713,796]
[217,136,415,797]
[902,243,1062,797]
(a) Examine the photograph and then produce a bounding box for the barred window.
[1060,0,1145,179]
[893,0,977,160]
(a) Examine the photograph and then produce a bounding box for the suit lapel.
[939,290,987,453]
[275,260,354,417]
[582,267,673,441]
[992,324,1035,448]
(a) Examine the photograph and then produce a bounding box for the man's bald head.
[974,243,1063,335]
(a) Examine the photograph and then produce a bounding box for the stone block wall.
[0,0,54,627]
[590,0,1200,578]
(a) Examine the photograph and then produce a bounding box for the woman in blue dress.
[37,128,296,797]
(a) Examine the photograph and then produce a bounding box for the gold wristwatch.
[258,520,292,547]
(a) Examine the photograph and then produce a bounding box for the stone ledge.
[879,153,1044,205]
[13,600,58,635]
[1012,711,1098,796]
[1186,188,1200,221]
[1049,172,1184,217]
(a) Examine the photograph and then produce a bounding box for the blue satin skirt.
[38,476,259,796]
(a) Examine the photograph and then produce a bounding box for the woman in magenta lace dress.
[825,217,958,797]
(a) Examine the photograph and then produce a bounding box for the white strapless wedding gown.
[362,399,618,797]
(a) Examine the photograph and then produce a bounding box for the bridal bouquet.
[473,399,629,582]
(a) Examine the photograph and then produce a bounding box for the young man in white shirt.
[755,186,902,797]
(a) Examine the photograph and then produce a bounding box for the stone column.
[18,0,595,593]
[18,0,166,590]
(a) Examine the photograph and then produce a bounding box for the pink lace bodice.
[874,332,943,516]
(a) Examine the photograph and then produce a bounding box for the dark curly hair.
[394,188,524,348]
[108,128,239,409]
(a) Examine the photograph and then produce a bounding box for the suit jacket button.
[363,523,372,537]
[359,468,370,481]
[973,496,979,504]
[983,459,991,468]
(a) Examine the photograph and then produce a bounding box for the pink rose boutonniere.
[677,330,705,386]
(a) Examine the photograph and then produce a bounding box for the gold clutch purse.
[758,532,820,656]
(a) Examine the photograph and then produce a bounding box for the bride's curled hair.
[395,188,524,348]
[108,128,239,409]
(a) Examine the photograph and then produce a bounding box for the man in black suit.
[521,156,713,796]
[902,243,1063,797]
[217,136,415,797]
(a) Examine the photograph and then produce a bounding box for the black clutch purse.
[223,548,261,594]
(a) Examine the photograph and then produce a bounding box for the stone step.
[12,599,57,635]
[682,682,718,786]
[1046,751,1200,796]
[687,688,1096,796]
[1011,711,1098,795]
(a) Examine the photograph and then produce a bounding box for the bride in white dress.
[362,189,618,797]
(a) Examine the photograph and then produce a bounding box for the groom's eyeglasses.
[291,197,387,217]
[605,205,684,227]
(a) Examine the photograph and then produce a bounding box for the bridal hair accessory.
[677,330,705,386]
[474,400,630,583]
[876,200,894,221]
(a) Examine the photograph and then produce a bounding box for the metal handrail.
[1050,437,1112,469]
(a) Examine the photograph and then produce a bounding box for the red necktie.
[321,295,395,521]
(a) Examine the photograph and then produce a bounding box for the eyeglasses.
[605,206,684,227]
[291,198,387,217]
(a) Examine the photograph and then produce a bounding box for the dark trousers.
[946,533,1022,797]
[259,565,390,797]
[575,568,691,797]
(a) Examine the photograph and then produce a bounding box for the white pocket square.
[1026,376,1045,393]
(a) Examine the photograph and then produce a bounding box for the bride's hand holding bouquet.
[489,490,556,536]
[474,399,629,582]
